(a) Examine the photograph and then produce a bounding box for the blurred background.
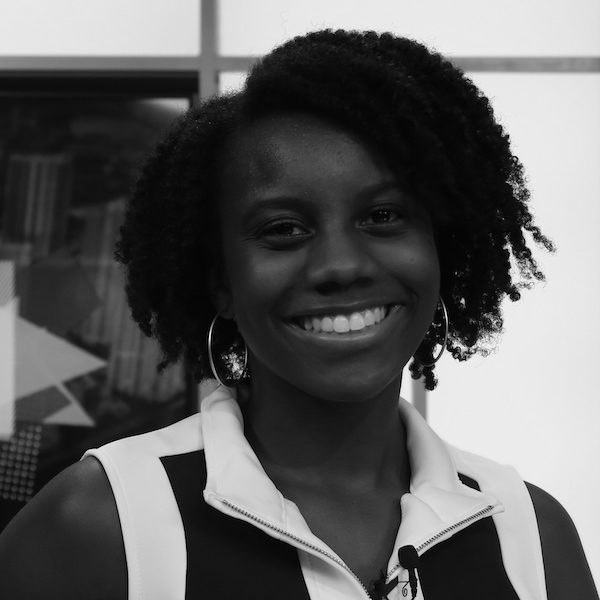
[0,0,598,583]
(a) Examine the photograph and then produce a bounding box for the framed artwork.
[0,77,197,529]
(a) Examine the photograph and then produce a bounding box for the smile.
[294,305,393,334]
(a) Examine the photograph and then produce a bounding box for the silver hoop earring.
[207,313,248,387]
[415,297,449,368]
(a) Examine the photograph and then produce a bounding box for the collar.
[201,385,503,564]
[395,398,503,557]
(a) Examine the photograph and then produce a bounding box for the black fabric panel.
[417,472,520,600]
[161,451,311,600]
[458,472,480,491]
[159,455,522,600]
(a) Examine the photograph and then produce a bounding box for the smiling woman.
[213,113,439,405]
[0,29,597,600]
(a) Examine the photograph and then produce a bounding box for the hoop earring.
[207,313,248,387]
[415,297,449,368]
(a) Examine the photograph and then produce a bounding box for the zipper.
[219,497,496,599]
[218,497,375,599]
[383,504,497,582]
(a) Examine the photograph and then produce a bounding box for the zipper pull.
[398,545,420,599]
[369,569,398,600]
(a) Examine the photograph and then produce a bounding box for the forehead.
[218,113,395,200]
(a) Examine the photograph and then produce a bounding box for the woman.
[0,30,597,600]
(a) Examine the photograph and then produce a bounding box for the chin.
[295,367,403,405]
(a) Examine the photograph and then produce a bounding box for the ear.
[208,263,235,319]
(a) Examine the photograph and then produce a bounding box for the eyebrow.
[239,196,307,227]
[357,180,404,200]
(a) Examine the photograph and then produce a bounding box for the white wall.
[218,0,600,56]
[1,0,598,582]
[0,0,199,55]
[430,72,600,581]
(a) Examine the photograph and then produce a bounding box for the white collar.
[201,385,503,568]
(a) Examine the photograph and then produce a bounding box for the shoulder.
[0,456,127,600]
[526,482,598,600]
[447,446,598,598]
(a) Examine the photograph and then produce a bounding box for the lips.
[293,305,393,334]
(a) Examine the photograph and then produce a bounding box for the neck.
[241,368,410,496]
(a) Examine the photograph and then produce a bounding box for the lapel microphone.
[368,545,420,600]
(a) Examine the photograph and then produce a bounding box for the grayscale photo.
[0,1,598,599]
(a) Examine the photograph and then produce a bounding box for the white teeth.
[333,315,350,333]
[298,306,390,334]
[321,316,334,332]
[349,312,365,331]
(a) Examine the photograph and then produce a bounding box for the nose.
[305,226,377,295]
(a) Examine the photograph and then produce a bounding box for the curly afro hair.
[115,29,554,391]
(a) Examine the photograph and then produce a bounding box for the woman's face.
[214,113,440,403]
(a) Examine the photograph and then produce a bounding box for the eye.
[361,207,406,231]
[262,221,306,236]
[255,218,311,248]
[364,208,400,224]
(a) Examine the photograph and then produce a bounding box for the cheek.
[417,243,442,328]
[225,257,293,374]
[224,248,297,328]
[383,235,440,293]
[413,230,440,275]
[415,241,440,289]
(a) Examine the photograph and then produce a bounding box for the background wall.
[431,69,600,581]
[1,0,598,583]
[0,0,199,55]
